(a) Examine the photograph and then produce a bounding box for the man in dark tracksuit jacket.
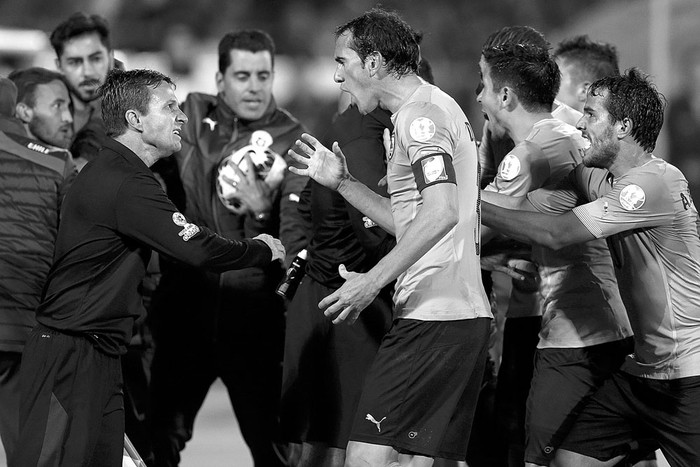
[149,30,308,467]
[0,127,75,462]
[11,69,284,467]
[0,69,76,463]
[280,104,395,466]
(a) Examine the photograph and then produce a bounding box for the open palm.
[288,133,349,191]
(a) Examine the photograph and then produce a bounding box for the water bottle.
[276,249,308,299]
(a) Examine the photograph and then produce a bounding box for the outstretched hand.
[288,133,350,191]
[319,265,380,325]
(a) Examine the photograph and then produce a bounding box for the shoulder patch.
[409,117,436,142]
[499,154,521,181]
[619,184,645,211]
[172,212,200,241]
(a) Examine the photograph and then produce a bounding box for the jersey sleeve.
[115,171,271,271]
[395,102,458,191]
[572,171,676,238]
[484,143,544,196]
[526,164,589,215]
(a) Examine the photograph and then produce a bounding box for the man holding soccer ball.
[149,29,308,467]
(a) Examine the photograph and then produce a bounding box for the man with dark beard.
[481,69,700,466]
[50,12,113,135]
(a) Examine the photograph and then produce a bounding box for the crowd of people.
[0,6,698,467]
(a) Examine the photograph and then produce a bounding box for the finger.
[241,153,258,181]
[288,165,308,176]
[300,133,320,150]
[228,162,248,183]
[337,264,349,279]
[288,148,311,167]
[331,307,352,325]
[492,264,525,281]
[293,138,316,156]
[377,175,387,188]
[382,128,391,157]
[318,291,339,311]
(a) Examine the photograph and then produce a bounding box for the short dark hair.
[477,26,550,96]
[589,68,665,152]
[336,8,420,77]
[8,67,68,107]
[50,12,111,58]
[481,44,560,112]
[218,29,275,73]
[554,35,619,84]
[482,25,549,53]
[100,69,175,138]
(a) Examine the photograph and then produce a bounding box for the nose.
[248,77,262,93]
[334,65,343,83]
[177,108,188,124]
[576,116,585,131]
[61,104,73,124]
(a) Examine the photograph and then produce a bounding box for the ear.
[215,71,224,93]
[617,117,633,140]
[366,52,382,76]
[15,102,32,124]
[108,50,115,70]
[501,87,515,110]
[125,109,143,132]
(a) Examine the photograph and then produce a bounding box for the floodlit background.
[0,0,697,465]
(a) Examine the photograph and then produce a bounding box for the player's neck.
[507,110,552,144]
[608,144,653,178]
[382,74,424,114]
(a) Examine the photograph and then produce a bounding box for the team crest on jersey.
[421,155,447,183]
[172,212,200,241]
[499,154,521,181]
[363,216,378,228]
[409,117,435,142]
[619,185,645,211]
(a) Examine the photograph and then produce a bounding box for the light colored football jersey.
[552,100,583,127]
[486,119,632,348]
[387,84,491,321]
[529,157,700,378]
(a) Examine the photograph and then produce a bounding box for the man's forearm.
[481,201,593,250]
[337,176,395,235]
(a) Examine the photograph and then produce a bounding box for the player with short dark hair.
[482,68,700,467]
[289,8,491,467]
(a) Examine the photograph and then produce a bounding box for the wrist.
[337,173,354,195]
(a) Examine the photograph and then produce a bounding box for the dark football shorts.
[280,276,393,448]
[559,370,700,466]
[525,338,633,465]
[349,317,491,461]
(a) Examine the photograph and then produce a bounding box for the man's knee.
[550,449,623,467]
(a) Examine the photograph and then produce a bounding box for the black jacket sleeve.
[115,171,272,272]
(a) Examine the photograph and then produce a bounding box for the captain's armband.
[411,152,456,192]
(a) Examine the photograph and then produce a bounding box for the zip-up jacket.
[0,126,76,352]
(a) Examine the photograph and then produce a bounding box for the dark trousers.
[11,325,124,467]
[494,316,541,467]
[150,280,286,467]
[0,351,21,462]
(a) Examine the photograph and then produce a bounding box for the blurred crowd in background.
[0,0,698,185]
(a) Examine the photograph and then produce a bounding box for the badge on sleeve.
[172,212,200,241]
[619,184,645,210]
[499,154,521,181]
[421,156,448,183]
[409,117,436,142]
